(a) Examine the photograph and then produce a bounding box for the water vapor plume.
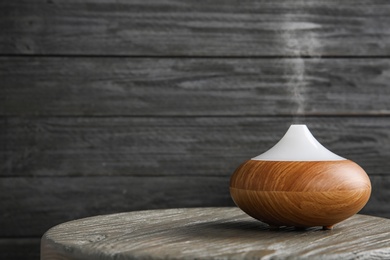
[280,7,322,124]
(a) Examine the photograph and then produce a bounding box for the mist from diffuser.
[252,124,345,161]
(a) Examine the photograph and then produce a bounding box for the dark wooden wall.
[1,0,390,259]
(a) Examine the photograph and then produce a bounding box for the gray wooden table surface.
[41,207,390,260]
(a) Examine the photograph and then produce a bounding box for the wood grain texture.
[230,160,371,191]
[41,208,390,260]
[0,176,232,237]
[0,175,388,238]
[230,160,371,228]
[2,117,390,177]
[231,189,370,228]
[1,1,390,56]
[2,57,390,116]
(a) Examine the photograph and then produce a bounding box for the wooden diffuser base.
[230,160,371,229]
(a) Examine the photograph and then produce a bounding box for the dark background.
[1,0,390,259]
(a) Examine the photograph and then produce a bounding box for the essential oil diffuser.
[230,124,371,229]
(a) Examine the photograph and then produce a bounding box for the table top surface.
[41,207,390,260]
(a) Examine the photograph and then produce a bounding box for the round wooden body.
[230,160,371,229]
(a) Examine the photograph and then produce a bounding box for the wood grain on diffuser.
[230,160,371,228]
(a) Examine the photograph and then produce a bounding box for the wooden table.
[41,207,390,260]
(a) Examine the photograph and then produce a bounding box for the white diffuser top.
[252,124,345,161]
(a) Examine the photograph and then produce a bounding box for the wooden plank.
[363,175,390,218]
[0,118,6,174]
[0,176,232,237]
[41,208,390,260]
[0,238,40,260]
[2,57,390,117]
[1,1,390,56]
[2,117,390,177]
[0,175,388,237]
